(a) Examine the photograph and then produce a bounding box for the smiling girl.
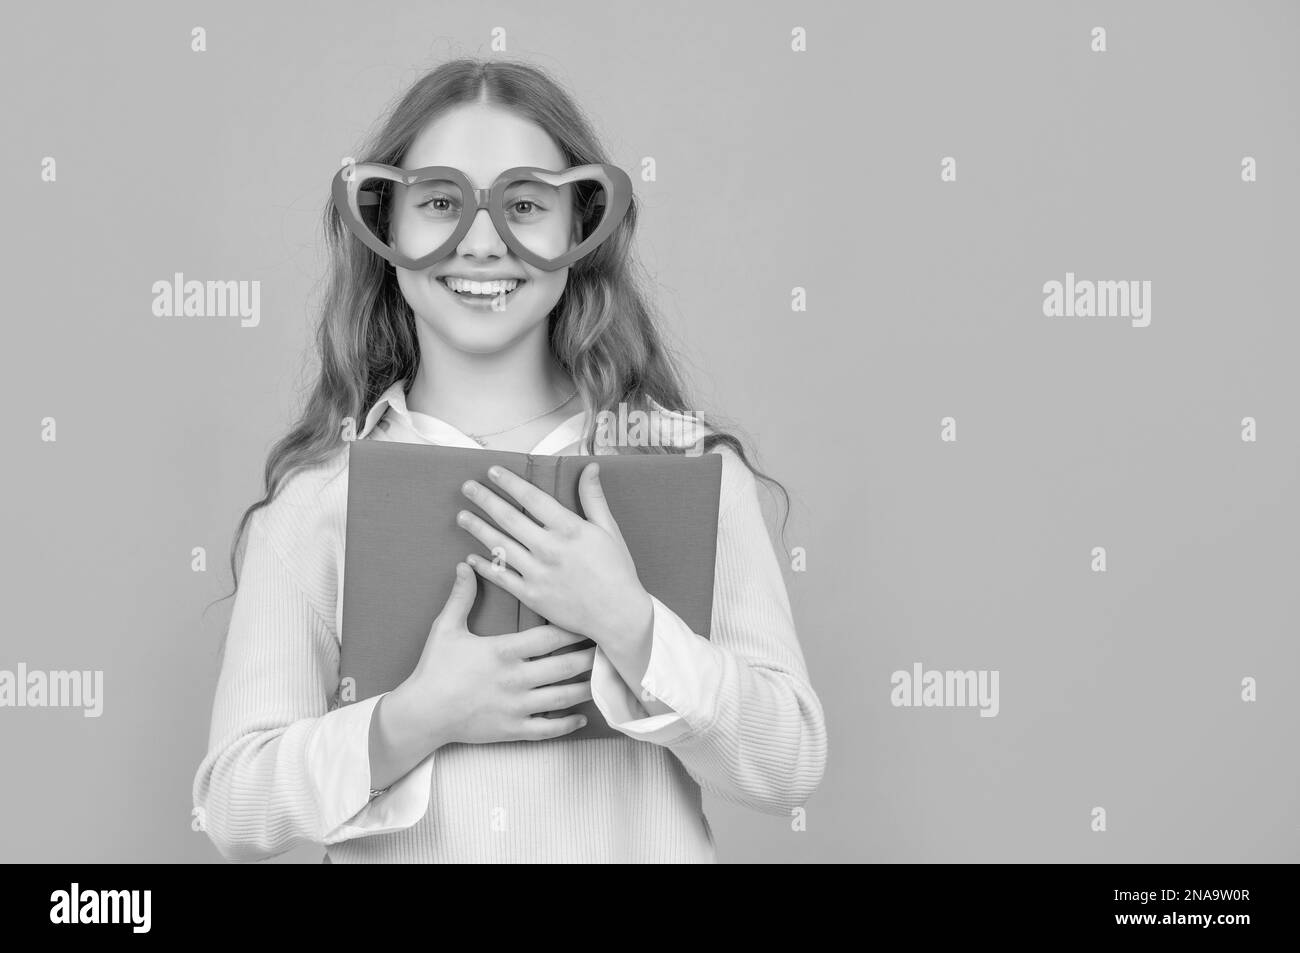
[192,58,827,863]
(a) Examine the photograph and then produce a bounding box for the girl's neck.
[406,325,578,444]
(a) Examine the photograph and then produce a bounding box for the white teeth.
[443,276,520,295]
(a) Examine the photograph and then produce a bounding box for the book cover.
[339,440,722,741]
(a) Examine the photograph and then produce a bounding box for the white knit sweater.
[193,381,827,863]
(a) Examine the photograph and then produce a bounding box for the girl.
[192,58,826,863]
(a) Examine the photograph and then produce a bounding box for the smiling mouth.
[436,277,526,300]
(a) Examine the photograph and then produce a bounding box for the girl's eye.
[417,194,458,215]
[509,199,540,217]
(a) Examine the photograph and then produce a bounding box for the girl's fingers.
[460,479,547,550]
[522,680,594,715]
[518,712,588,741]
[484,465,582,532]
[431,561,477,633]
[466,553,528,600]
[518,646,596,689]
[577,462,622,540]
[503,624,592,660]
[456,509,537,576]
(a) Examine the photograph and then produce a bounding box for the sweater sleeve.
[192,514,433,862]
[589,448,828,815]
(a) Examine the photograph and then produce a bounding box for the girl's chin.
[417,311,543,354]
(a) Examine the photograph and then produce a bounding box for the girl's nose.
[457,206,509,258]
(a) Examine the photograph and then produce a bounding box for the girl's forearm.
[367,685,444,792]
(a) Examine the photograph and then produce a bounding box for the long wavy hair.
[219,57,788,607]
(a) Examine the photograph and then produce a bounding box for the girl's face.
[388,103,577,355]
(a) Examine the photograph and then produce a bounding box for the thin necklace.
[465,388,579,447]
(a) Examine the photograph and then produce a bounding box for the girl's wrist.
[597,587,655,658]
[384,681,449,757]
[591,587,658,708]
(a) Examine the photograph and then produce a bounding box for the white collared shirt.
[357,380,594,454]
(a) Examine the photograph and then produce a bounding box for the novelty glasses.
[331,162,633,271]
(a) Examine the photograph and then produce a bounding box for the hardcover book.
[339,439,723,741]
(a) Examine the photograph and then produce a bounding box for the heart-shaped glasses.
[331,162,633,271]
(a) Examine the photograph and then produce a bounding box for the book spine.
[515,454,547,632]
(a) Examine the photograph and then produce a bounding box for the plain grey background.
[2,0,1297,863]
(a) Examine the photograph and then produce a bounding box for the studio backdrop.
[2,0,1297,863]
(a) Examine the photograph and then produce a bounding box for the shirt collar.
[358,379,593,454]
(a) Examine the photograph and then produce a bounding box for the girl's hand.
[458,462,654,653]
[384,562,596,755]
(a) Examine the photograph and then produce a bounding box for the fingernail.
[488,466,502,480]
[577,716,588,727]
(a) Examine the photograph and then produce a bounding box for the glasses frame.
[331,162,633,271]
